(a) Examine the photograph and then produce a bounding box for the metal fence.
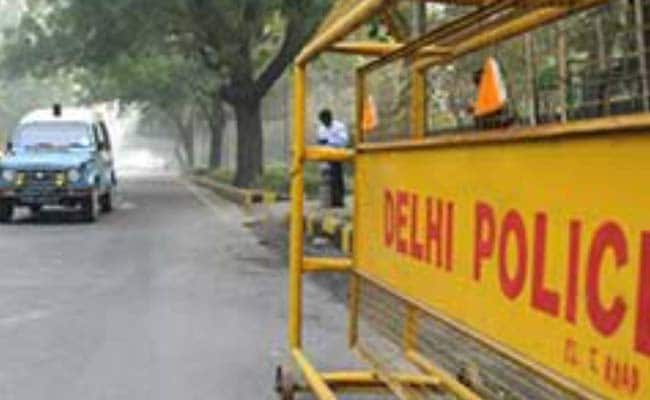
[356,275,581,399]
[362,1,650,142]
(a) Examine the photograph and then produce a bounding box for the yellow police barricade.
[279,1,650,399]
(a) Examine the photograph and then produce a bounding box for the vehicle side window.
[99,121,112,151]
[92,124,102,148]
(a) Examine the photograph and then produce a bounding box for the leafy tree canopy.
[2,0,329,186]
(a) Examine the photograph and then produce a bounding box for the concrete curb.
[191,176,281,206]
[303,212,353,254]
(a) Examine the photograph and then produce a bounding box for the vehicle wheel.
[82,189,99,222]
[0,201,13,223]
[100,190,113,213]
[275,365,296,400]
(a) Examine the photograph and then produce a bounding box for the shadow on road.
[8,208,93,225]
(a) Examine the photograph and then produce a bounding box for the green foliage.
[208,168,236,185]
[0,1,77,141]
[0,0,331,186]
[260,162,325,198]
[206,162,322,198]
[262,162,290,194]
[0,75,77,143]
[78,53,215,113]
[1,0,329,102]
[537,62,559,91]
[303,163,323,198]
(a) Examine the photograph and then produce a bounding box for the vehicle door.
[94,122,115,189]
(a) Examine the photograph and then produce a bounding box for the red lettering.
[409,194,424,260]
[566,221,582,324]
[384,190,395,247]
[630,365,641,394]
[586,222,628,337]
[426,198,443,266]
[604,356,613,383]
[635,232,650,356]
[564,338,578,366]
[531,213,560,316]
[621,362,630,388]
[589,346,599,374]
[445,202,454,271]
[474,202,495,281]
[499,210,527,300]
[396,191,408,254]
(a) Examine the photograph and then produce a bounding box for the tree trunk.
[178,124,195,169]
[412,2,426,38]
[174,142,187,169]
[171,111,195,170]
[524,33,538,125]
[208,124,223,169]
[595,15,610,116]
[641,1,650,59]
[184,127,195,168]
[232,99,263,188]
[206,101,225,169]
[557,22,568,122]
[635,0,649,111]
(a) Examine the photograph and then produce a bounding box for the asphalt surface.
[0,176,356,400]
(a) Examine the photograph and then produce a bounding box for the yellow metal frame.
[287,1,615,399]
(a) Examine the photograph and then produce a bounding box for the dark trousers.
[328,162,345,208]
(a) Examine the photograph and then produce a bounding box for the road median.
[302,209,353,254]
[191,175,281,206]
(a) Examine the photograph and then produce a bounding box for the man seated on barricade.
[317,109,349,208]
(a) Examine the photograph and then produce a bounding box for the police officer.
[317,109,349,208]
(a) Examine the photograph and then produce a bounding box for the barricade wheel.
[275,364,296,400]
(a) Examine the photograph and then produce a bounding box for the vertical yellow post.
[411,68,426,139]
[348,274,360,347]
[403,305,419,352]
[355,69,366,143]
[349,68,365,347]
[289,64,306,349]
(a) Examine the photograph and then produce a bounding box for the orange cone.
[474,57,508,117]
[362,95,378,133]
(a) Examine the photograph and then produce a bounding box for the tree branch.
[254,12,312,98]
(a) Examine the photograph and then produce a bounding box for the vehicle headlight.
[2,169,15,182]
[55,172,65,187]
[67,168,81,183]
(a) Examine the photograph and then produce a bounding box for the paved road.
[0,177,354,400]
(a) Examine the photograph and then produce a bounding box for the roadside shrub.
[209,168,235,184]
[204,163,323,199]
[262,163,289,194]
[192,168,210,176]
[260,162,320,198]
[303,163,321,198]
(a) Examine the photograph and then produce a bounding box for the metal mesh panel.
[423,1,650,136]
[357,279,444,399]
[379,1,478,42]
[364,61,412,142]
[314,0,361,38]
[562,1,650,120]
[424,3,478,34]
[363,2,650,141]
[355,275,583,400]
[425,46,492,133]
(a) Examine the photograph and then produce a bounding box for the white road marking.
[182,180,227,218]
[117,201,137,211]
[0,309,50,328]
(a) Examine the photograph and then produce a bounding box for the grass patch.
[200,163,322,198]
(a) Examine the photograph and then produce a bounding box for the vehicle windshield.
[13,122,94,150]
